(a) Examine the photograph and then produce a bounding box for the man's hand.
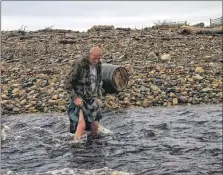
[97,99,102,106]
[74,98,83,107]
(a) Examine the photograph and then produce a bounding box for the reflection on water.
[1,104,222,175]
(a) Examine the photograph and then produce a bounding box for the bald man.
[64,47,103,142]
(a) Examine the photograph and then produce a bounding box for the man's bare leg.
[90,121,99,134]
[74,109,86,142]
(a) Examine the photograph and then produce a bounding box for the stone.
[13,107,20,112]
[123,100,131,106]
[58,105,66,111]
[148,51,158,60]
[44,107,48,113]
[2,94,7,99]
[140,86,147,92]
[20,99,27,105]
[204,56,212,59]
[173,98,178,105]
[150,85,160,92]
[136,101,141,105]
[48,100,58,105]
[58,100,66,105]
[142,100,150,107]
[169,92,176,97]
[5,104,14,111]
[52,94,59,100]
[178,96,188,103]
[193,74,203,80]
[195,67,204,73]
[12,88,20,94]
[1,100,10,105]
[209,62,214,67]
[202,88,213,92]
[161,54,171,61]
[11,84,20,87]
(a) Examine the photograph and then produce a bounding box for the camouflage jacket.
[64,55,103,100]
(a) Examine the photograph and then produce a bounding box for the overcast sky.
[2,1,222,31]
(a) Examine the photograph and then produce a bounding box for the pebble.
[195,67,204,73]
[150,85,160,92]
[148,51,158,60]
[202,88,213,92]
[161,54,171,61]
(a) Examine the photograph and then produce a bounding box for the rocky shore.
[1,25,222,116]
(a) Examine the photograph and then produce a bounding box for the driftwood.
[58,39,76,44]
[179,26,223,35]
[116,27,131,31]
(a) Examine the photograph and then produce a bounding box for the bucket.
[101,63,129,93]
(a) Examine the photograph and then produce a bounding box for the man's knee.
[91,121,99,132]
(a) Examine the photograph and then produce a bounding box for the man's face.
[89,50,102,65]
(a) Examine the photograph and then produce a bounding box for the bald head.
[89,46,102,65]
[90,46,101,54]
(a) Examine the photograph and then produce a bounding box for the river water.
[1,104,222,175]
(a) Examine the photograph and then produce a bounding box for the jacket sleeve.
[97,67,103,99]
[98,79,103,99]
[64,61,80,100]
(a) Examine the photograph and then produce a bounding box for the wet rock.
[178,96,188,103]
[58,105,66,111]
[123,100,131,107]
[142,100,150,107]
[43,107,48,113]
[5,104,14,111]
[155,123,168,130]
[143,130,156,137]
[173,98,178,105]
[13,107,20,112]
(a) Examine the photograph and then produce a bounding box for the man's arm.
[64,61,80,100]
[98,79,103,99]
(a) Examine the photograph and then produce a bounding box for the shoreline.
[1,26,222,116]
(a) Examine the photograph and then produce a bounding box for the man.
[64,46,103,142]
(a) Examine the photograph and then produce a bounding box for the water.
[1,104,222,175]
